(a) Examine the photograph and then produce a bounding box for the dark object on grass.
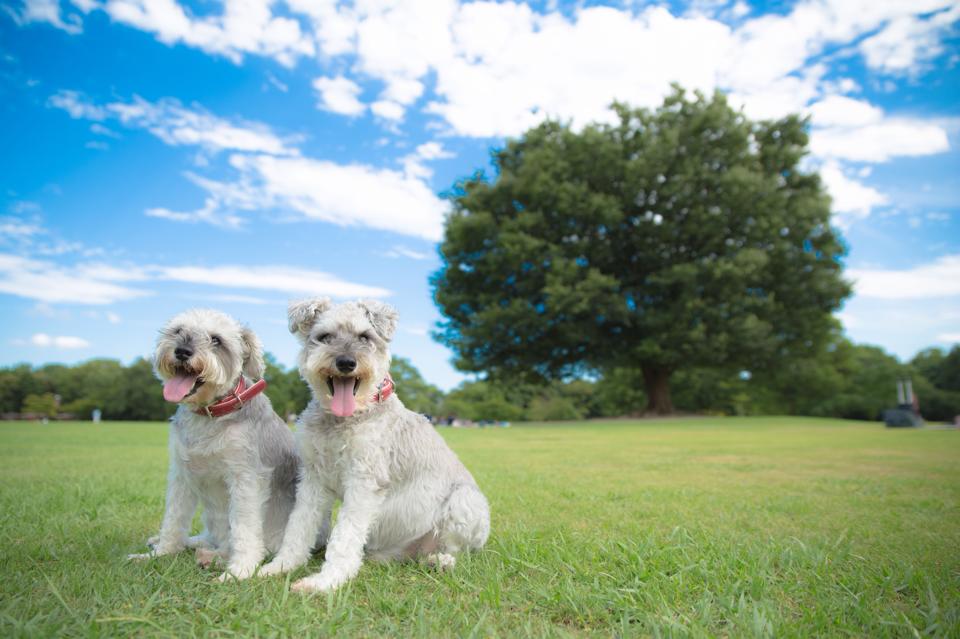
[883,408,923,428]
[884,379,923,428]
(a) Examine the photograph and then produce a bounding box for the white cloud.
[220,154,448,241]
[0,253,150,305]
[7,0,82,33]
[938,333,960,344]
[313,76,366,116]
[106,311,121,324]
[848,255,960,300]
[811,118,950,163]
[23,1,960,140]
[0,251,390,304]
[370,100,405,122]
[402,141,454,179]
[0,218,44,238]
[157,264,390,298]
[183,293,271,305]
[429,4,733,138]
[335,0,957,137]
[384,245,431,260]
[819,161,889,227]
[103,0,315,66]
[48,90,106,120]
[50,91,300,156]
[90,123,120,138]
[807,95,883,127]
[31,333,91,349]
[860,5,960,74]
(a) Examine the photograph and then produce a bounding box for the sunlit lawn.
[1,417,958,637]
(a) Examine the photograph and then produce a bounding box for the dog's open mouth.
[326,376,361,417]
[163,369,205,403]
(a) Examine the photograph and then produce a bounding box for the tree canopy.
[433,87,851,413]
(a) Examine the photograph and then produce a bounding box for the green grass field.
[1,417,958,637]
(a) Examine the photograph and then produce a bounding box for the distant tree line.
[0,354,441,422]
[441,337,959,423]
[2,339,958,423]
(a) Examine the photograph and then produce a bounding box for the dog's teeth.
[353,378,360,396]
[326,377,335,395]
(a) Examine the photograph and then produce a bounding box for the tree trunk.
[642,365,674,415]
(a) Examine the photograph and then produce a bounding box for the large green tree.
[433,87,851,413]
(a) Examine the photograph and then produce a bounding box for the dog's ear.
[240,326,265,379]
[359,300,399,342]
[288,297,331,340]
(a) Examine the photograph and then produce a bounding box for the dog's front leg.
[260,465,334,576]
[217,469,266,581]
[128,460,197,560]
[291,479,384,594]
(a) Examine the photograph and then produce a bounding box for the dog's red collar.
[195,377,267,418]
[373,376,394,403]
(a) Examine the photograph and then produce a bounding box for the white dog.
[128,309,299,581]
[259,298,490,593]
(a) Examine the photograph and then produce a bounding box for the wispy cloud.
[158,264,391,298]
[5,0,82,34]
[0,254,150,304]
[0,252,391,306]
[102,0,315,66]
[383,245,432,260]
[49,91,302,156]
[818,162,889,228]
[182,293,272,305]
[161,154,448,240]
[30,333,91,349]
[848,255,960,300]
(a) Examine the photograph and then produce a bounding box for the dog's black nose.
[175,347,193,362]
[335,356,356,373]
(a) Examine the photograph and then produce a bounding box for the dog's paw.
[217,562,258,582]
[425,552,456,571]
[291,573,341,594]
[126,551,155,561]
[257,560,285,577]
[146,534,160,548]
[195,547,220,569]
[258,556,302,577]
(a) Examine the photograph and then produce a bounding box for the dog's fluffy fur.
[128,309,299,581]
[259,298,490,593]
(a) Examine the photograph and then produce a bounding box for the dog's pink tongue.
[330,377,356,417]
[163,374,198,402]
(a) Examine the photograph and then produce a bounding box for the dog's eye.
[210,335,222,346]
[358,333,370,343]
[315,333,332,344]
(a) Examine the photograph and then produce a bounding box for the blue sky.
[1,0,958,390]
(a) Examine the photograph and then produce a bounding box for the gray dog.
[128,309,299,581]
[258,298,490,593]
